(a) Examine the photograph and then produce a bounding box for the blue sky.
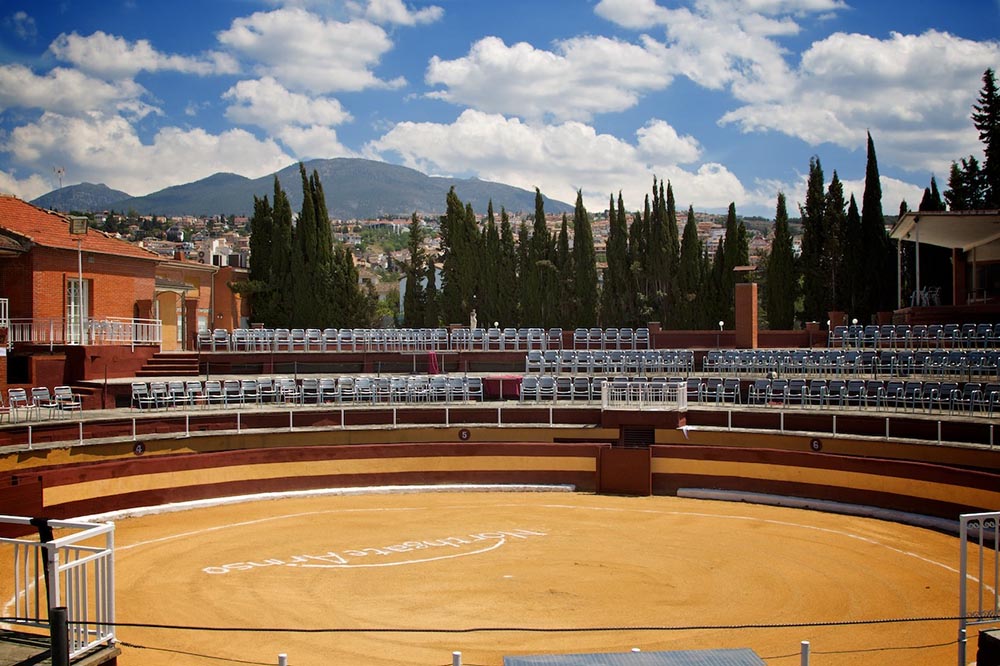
[0,0,998,217]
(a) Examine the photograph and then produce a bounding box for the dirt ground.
[56,493,996,664]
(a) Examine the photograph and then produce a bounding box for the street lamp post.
[717,320,724,349]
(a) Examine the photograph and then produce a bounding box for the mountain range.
[31,158,573,219]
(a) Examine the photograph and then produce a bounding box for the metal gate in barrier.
[959,511,1000,665]
[1,515,116,660]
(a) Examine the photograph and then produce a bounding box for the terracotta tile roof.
[0,195,160,262]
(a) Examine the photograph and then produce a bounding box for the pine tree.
[572,190,598,328]
[403,212,426,327]
[972,68,1000,208]
[947,155,989,211]
[765,193,796,330]
[799,156,826,324]
[677,204,702,329]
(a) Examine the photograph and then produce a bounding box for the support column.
[735,282,758,349]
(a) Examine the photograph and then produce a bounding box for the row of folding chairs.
[197,326,655,353]
[570,328,652,350]
[520,375,683,403]
[3,386,82,423]
[702,348,1000,379]
[828,323,1000,349]
[744,377,1000,414]
[526,349,694,375]
[130,376,487,410]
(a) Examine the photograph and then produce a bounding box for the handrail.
[8,317,161,349]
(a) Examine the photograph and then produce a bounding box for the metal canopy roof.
[891,210,1000,252]
[503,648,766,666]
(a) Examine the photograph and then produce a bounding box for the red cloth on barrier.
[427,351,439,374]
[482,375,522,398]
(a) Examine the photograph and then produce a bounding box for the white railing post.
[800,640,810,666]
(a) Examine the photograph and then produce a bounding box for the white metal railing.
[601,380,688,410]
[9,317,161,349]
[1,515,116,659]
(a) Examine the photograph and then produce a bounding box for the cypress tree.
[479,201,500,326]
[403,212,426,327]
[859,131,893,319]
[516,218,530,327]
[270,177,294,327]
[248,194,273,323]
[556,212,573,326]
[823,171,847,310]
[972,68,1000,208]
[497,207,518,327]
[523,188,556,327]
[799,156,826,324]
[663,181,680,327]
[289,163,317,327]
[572,190,598,328]
[439,187,475,326]
[601,192,629,326]
[677,204,702,329]
[424,253,439,327]
[765,193,796,330]
[843,194,862,315]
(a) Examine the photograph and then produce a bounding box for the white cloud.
[7,10,37,41]
[49,31,237,79]
[636,120,701,164]
[276,125,356,160]
[0,65,151,117]
[2,112,292,196]
[217,7,402,93]
[366,110,747,211]
[363,0,443,25]
[426,35,673,122]
[721,30,1000,174]
[223,77,352,132]
[753,171,926,220]
[0,170,50,200]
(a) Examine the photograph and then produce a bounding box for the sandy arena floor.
[78,493,980,664]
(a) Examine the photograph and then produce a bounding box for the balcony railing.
[9,317,161,350]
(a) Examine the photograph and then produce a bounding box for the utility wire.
[3,613,994,634]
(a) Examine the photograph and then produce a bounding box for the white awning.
[891,210,1000,252]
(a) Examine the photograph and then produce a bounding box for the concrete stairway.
[136,352,200,377]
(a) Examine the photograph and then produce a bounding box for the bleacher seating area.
[196,327,652,352]
[827,323,1000,349]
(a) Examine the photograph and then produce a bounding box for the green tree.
[972,68,1000,208]
[859,131,894,319]
[522,188,557,327]
[556,212,573,326]
[270,177,294,326]
[496,207,519,327]
[247,195,273,323]
[424,253,439,327]
[945,156,986,210]
[479,201,501,326]
[823,171,847,310]
[843,194,862,315]
[765,193,796,330]
[439,188,479,325]
[402,212,426,327]
[676,204,702,329]
[799,156,826,324]
[571,191,598,328]
[601,192,629,326]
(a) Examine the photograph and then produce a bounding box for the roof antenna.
[53,166,65,190]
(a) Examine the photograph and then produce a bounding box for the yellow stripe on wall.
[653,457,1000,508]
[44,455,596,507]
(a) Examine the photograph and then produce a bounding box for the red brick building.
[0,195,162,388]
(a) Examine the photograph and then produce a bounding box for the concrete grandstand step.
[136,352,201,377]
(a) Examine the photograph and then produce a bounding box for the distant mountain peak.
[30,158,573,218]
